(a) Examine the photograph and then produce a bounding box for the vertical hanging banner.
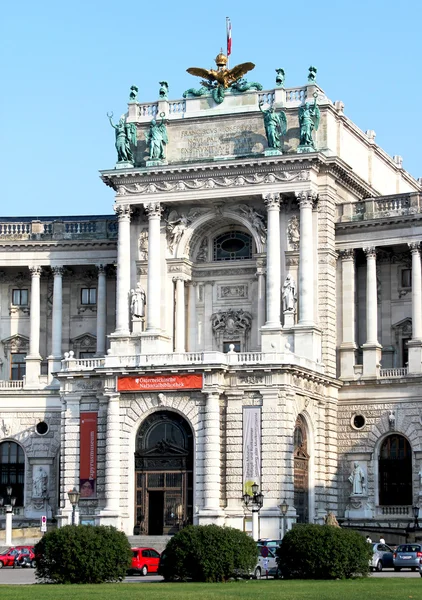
[226,17,232,58]
[80,412,97,498]
[243,407,261,495]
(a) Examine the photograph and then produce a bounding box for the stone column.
[114,205,132,335]
[362,247,382,377]
[339,250,357,379]
[173,276,186,352]
[203,391,221,512]
[25,266,42,386]
[263,193,281,327]
[297,191,316,326]
[256,257,266,346]
[408,242,422,373]
[187,282,197,352]
[145,202,162,332]
[48,266,64,380]
[96,264,107,356]
[99,393,120,525]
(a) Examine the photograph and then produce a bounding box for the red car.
[129,547,160,576]
[0,546,35,568]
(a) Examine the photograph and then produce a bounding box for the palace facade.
[1,63,421,540]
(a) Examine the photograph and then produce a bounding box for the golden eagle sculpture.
[184,52,260,104]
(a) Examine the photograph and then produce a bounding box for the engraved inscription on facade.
[179,125,263,160]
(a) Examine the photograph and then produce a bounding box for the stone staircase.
[128,535,171,553]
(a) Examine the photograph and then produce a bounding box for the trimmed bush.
[34,524,132,583]
[159,524,257,582]
[276,524,372,579]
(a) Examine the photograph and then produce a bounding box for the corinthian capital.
[113,204,132,219]
[296,190,318,209]
[144,202,162,219]
[29,266,42,277]
[408,241,421,254]
[338,249,355,261]
[263,193,280,210]
[51,266,64,277]
[363,246,377,259]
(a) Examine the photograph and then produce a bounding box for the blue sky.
[1,0,420,216]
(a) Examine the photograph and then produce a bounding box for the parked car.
[370,542,394,571]
[258,538,282,549]
[0,546,35,568]
[393,544,422,571]
[253,546,279,579]
[128,547,160,576]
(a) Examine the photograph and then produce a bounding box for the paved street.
[0,568,421,584]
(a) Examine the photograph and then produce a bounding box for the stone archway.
[379,434,412,505]
[293,415,310,523]
[134,411,193,535]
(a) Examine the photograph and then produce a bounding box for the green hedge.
[159,524,257,582]
[276,524,372,579]
[34,525,132,583]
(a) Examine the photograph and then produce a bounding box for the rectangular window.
[401,269,411,288]
[11,353,26,380]
[223,341,241,353]
[12,289,28,306]
[81,288,97,305]
[80,352,95,359]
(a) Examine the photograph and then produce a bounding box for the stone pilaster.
[339,250,357,379]
[173,276,186,352]
[255,256,266,346]
[187,282,197,352]
[48,266,64,381]
[408,242,422,373]
[113,205,132,336]
[96,264,107,356]
[145,202,163,332]
[263,193,281,328]
[297,191,316,326]
[259,389,281,539]
[25,266,42,386]
[56,394,80,526]
[362,247,382,377]
[97,392,120,527]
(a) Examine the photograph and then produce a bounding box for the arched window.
[293,415,309,523]
[379,434,412,505]
[0,441,25,506]
[213,231,252,261]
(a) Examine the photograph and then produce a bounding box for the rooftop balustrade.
[0,216,117,241]
[338,193,422,223]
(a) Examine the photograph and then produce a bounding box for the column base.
[344,495,374,519]
[47,355,62,385]
[107,335,137,357]
[197,508,225,527]
[407,339,422,374]
[362,342,382,378]
[24,355,42,388]
[339,343,358,380]
[139,332,172,354]
[261,326,284,352]
[294,325,322,363]
[55,508,72,528]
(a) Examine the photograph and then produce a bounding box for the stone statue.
[107,112,137,164]
[308,66,317,83]
[388,410,395,430]
[166,210,199,253]
[238,205,267,244]
[324,512,340,527]
[275,68,285,87]
[298,95,320,151]
[159,81,169,100]
[287,216,300,250]
[282,275,297,312]
[145,113,168,161]
[130,284,146,318]
[33,466,48,498]
[139,230,148,260]
[259,102,287,150]
[196,237,208,262]
[129,85,139,102]
[348,461,365,495]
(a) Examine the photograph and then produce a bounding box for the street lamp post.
[412,505,420,530]
[242,483,264,541]
[279,499,288,539]
[68,487,80,525]
[0,486,17,546]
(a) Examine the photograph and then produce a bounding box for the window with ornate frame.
[213,231,252,261]
[10,353,26,380]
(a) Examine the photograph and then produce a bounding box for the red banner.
[117,373,203,392]
[80,412,97,498]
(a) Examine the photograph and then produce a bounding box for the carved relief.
[196,238,208,262]
[218,285,248,300]
[237,205,267,244]
[287,215,300,250]
[2,334,29,358]
[139,230,148,260]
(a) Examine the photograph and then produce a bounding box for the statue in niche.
[33,466,48,498]
[129,85,139,102]
[139,230,148,260]
[388,410,396,430]
[308,66,317,83]
[159,81,169,100]
[275,68,285,87]
[166,210,199,253]
[288,215,300,250]
[107,112,137,164]
[196,237,208,262]
[282,275,297,312]
[298,94,320,151]
[259,102,287,150]
[348,461,365,495]
[238,205,267,244]
[130,284,146,318]
[145,113,168,161]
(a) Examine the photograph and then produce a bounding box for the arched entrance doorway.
[135,411,193,535]
[379,434,412,505]
[293,415,309,523]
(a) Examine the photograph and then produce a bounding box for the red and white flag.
[226,17,232,57]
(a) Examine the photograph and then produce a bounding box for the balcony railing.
[377,505,411,516]
[338,193,422,223]
[0,380,24,389]
[0,217,117,241]
[379,367,408,378]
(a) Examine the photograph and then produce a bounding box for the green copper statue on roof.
[297,93,320,153]
[145,112,168,161]
[107,113,137,165]
[259,102,287,151]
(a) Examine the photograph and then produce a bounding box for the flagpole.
[226,17,231,69]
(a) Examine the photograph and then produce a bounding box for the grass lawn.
[0,579,421,600]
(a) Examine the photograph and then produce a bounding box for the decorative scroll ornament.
[115,170,310,196]
[211,309,252,336]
